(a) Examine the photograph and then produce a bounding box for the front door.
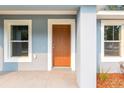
[52,25,71,67]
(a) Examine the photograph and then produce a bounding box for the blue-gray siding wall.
[97,19,101,73]
[0,15,76,71]
[97,20,121,73]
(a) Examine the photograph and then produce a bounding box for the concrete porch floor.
[0,70,78,88]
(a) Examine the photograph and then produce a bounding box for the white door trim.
[48,19,75,71]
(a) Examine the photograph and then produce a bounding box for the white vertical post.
[76,5,96,88]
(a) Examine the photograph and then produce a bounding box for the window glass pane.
[104,42,120,56]
[114,25,121,40]
[11,42,28,56]
[11,25,28,40]
[104,26,113,40]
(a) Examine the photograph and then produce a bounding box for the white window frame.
[4,20,32,62]
[101,20,124,62]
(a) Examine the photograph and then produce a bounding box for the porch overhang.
[0,10,77,15]
[97,11,124,19]
[0,5,79,15]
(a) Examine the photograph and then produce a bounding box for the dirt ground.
[97,73,124,88]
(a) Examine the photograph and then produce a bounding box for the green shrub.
[99,67,111,81]
[99,73,109,81]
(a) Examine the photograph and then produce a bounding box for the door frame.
[48,19,75,71]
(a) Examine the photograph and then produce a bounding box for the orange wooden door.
[52,25,71,67]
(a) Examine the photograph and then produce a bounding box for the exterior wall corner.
[76,5,97,88]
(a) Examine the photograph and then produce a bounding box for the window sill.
[101,57,124,62]
[4,57,32,62]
